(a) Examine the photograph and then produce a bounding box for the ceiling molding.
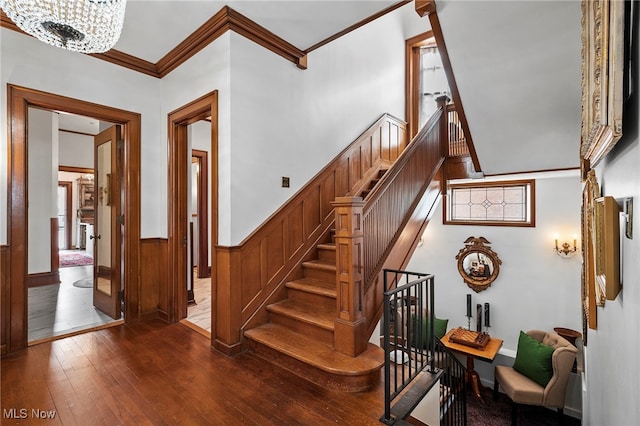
[305,0,411,53]
[2,3,408,78]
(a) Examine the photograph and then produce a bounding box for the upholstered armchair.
[493,330,577,425]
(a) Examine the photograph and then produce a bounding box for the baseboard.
[27,271,60,287]
[140,310,159,321]
[213,339,243,356]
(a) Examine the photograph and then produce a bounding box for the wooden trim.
[90,49,159,78]
[58,182,73,249]
[215,114,407,353]
[5,84,141,354]
[191,149,210,279]
[226,7,307,70]
[305,1,411,53]
[59,128,97,137]
[443,179,536,227]
[26,271,60,288]
[168,92,219,335]
[3,5,408,76]
[1,245,8,355]
[58,165,94,174]
[423,11,482,173]
[50,217,59,271]
[415,0,436,17]
[483,166,581,177]
[405,31,434,139]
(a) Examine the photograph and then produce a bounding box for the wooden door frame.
[5,84,141,354]
[191,149,209,279]
[167,91,218,330]
[57,181,73,250]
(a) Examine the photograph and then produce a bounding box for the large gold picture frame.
[582,170,600,337]
[580,0,626,171]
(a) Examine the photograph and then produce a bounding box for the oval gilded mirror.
[455,236,501,292]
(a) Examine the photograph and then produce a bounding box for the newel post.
[331,196,368,357]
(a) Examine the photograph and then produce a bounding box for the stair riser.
[317,248,336,264]
[269,313,334,346]
[287,289,335,310]
[245,338,381,393]
[302,266,335,282]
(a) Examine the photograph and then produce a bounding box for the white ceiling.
[436,0,583,175]
[46,1,583,176]
[116,0,400,63]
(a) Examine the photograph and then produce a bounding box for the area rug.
[72,277,93,288]
[59,250,93,268]
[466,386,581,426]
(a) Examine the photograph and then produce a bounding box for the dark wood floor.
[1,320,385,425]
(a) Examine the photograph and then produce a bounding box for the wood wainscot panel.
[1,245,9,356]
[214,114,408,352]
[140,238,168,321]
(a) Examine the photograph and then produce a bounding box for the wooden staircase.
[245,232,385,392]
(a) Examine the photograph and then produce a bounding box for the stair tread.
[286,278,336,298]
[245,323,384,375]
[390,369,443,421]
[302,259,336,271]
[267,299,335,330]
[316,243,336,250]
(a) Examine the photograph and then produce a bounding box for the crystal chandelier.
[0,0,127,53]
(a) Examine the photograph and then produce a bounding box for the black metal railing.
[380,268,467,426]
[436,340,467,426]
[381,269,435,424]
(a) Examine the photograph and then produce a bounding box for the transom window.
[445,180,535,227]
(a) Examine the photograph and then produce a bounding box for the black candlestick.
[466,294,472,317]
[484,303,491,328]
[476,304,482,333]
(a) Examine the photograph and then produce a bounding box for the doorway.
[5,85,141,354]
[167,91,218,338]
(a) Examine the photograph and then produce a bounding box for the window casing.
[444,180,535,227]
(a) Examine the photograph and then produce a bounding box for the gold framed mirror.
[455,237,502,293]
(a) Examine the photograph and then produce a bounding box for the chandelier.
[0,0,127,53]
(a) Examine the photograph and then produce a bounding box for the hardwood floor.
[28,265,121,343]
[1,320,385,425]
[186,275,211,332]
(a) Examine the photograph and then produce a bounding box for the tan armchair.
[493,330,577,425]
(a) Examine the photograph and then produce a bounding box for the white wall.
[225,4,426,244]
[583,131,640,425]
[58,131,93,169]
[159,32,232,243]
[405,172,584,416]
[27,108,58,273]
[407,173,583,349]
[1,27,163,243]
[2,4,429,246]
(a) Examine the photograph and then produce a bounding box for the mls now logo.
[3,408,57,419]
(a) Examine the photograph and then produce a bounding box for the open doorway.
[26,109,123,343]
[5,84,141,354]
[167,91,218,339]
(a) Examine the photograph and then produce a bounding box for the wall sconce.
[554,235,577,258]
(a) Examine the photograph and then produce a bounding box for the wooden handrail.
[331,106,446,356]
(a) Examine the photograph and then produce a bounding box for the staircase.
[245,215,385,392]
[222,107,469,394]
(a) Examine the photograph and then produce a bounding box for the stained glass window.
[446,180,535,226]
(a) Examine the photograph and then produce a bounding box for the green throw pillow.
[512,331,555,387]
[412,315,448,349]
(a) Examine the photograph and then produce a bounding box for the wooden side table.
[441,328,503,402]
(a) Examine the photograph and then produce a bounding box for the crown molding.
[2,3,408,78]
